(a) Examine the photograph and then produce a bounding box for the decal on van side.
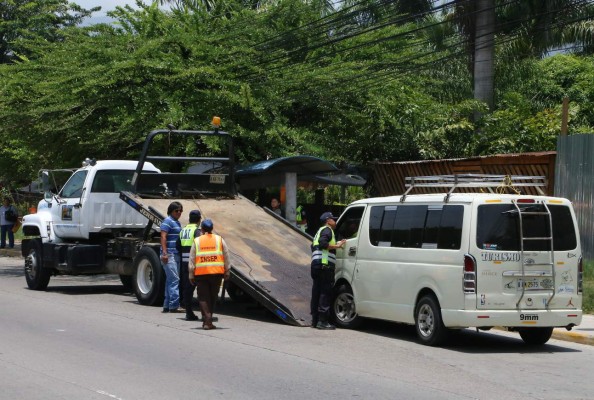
[480,252,520,262]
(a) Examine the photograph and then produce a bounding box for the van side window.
[393,205,426,248]
[369,205,463,249]
[336,206,365,240]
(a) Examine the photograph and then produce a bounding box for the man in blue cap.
[310,211,346,329]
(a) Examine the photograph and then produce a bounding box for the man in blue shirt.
[160,201,183,313]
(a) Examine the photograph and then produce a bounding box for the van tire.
[332,284,362,329]
[24,239,51,290]
[518,327,553,346]
[132,247,164,306]
[415,295,448,346]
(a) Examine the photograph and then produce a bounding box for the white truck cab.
[22,160,160,292]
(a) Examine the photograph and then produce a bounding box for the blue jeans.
[1,224,14,248]
[162,253,180,310]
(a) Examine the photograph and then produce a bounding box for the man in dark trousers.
[189,219,230,330]
[178,210,202,321]
[310,212,346,330]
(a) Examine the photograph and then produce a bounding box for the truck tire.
[24,239,51,290]
[332,284,363,329]
[226,281,252,303]
[415,295,448,346]
[132,247,164,306]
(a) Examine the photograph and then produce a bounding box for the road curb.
[551,329,594,346]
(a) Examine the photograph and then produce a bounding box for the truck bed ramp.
[121,192,313,326]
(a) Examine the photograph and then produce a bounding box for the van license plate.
[517,278,553,291]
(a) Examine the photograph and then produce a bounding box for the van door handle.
[348,246,357,256]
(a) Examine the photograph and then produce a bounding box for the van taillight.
[578,256,583,294]
[463,254,477,293]
[516,198,535,203]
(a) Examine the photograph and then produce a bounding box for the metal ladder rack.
[402,174,547,202]
[513,199,556,309]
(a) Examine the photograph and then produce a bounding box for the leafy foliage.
[0,0,593,189]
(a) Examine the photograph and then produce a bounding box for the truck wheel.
[226,281,252,303]
[24,239,51,290]
[415,295,448,346]
[332,284,362,329]
[519,327,553,346]
[132,247,164,306]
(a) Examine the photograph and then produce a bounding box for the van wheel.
[24,239,51,290]
[519,327,553,345]
[415,295,448,346]
[332,284,362,329]
[132,247,164,306]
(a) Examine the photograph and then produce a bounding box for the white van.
[331,175,583,346]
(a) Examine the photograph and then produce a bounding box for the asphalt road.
[1,256,593,400]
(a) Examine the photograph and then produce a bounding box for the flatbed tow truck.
[121,123,313,326]
[22,121,313,326]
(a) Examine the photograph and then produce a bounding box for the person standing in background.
[0,197,18,249]
[296,204,307,233]
[270,197,283,217]
[160,201,183,313]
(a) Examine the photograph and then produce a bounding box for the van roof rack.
[402,174,547,202]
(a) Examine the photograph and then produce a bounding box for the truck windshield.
[476,204,577,251]
[60,170,88,198]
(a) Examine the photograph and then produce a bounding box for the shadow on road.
[344,318,580,353]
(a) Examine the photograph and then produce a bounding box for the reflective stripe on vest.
[311,226,336,265]
[179,224,199,264]
[194,233,225,275]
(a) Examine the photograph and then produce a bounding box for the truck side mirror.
[41,171,53,203]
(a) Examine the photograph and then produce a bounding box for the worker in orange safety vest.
[189,219,230,330]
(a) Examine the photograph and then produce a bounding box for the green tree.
[0,0,99,63]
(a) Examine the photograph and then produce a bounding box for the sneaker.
[316,321,336,330]
[162,308,169,313]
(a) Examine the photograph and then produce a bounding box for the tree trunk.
[473,0,495,121]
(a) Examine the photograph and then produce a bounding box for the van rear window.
[476,204,577,251]
[369,205,463,249]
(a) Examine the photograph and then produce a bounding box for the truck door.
[52,169,87,239]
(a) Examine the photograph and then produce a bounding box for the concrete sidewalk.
[2,241,592,345]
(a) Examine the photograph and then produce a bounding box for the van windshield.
[476,204,577,251]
